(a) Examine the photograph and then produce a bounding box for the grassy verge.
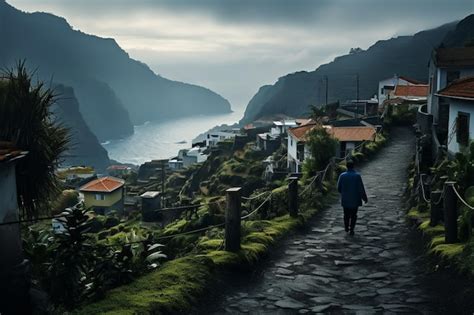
[406,190,474,277]
[407,207,465,261]
[75,186,336,315]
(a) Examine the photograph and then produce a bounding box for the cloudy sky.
[9,0,474,109]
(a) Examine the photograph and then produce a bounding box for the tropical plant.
[0,62,70,217]
[23,206,167,309]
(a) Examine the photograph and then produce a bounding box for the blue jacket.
[337,169,368,209]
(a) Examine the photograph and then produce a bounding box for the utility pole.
[356,73,360,102]
[356,73,360,118]
[317,78,322,106]
[325,75,329,105]
[160,160,166,207]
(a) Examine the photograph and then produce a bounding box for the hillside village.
[0,44,473,314]
[0,5,474,314]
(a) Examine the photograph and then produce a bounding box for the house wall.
[428,63,474,123]
[287,134,298,169]
[447,99,474,154]
[83,188,123,211]
[378,77,396,105]
[0,162,24,269]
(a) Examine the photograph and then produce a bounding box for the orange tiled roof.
[288,123,318,142]
[398,76,426,85]
[0,141,27,164]
[329,126,376,142]
[394,85,429,97]
[80,176,125,193]
[437,77,474,100]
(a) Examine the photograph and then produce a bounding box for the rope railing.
[418,174,431,203]
[452,185,474,210]
[242,191,271,201]
[241,192,274,220]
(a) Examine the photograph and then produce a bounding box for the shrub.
[304,127,338,177]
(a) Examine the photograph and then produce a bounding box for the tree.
[303,127,338,177]
[308,104,326,121]
[0,62,70,217]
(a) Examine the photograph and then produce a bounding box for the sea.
[102,107,245,165]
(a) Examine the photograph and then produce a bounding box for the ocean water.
[102,108,245,165]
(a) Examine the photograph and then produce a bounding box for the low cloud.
[8,0,474,107]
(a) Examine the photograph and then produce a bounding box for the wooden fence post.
[443,182,458,243]
[225,187,242,252]
[430,190,442,226]
[288,176,298,218]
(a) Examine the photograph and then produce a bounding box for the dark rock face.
[442,14,474,47]
[0,1,231,141]
[51,85,110,171]
[240,21,459,124]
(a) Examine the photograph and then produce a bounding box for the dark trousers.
[343,207,358,231]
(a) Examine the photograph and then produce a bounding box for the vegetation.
[23,206,166,310]
[407,143,474,277]
[303,127,338,177]
[0,62,70,217]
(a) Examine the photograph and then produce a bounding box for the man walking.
[337,160,368,235]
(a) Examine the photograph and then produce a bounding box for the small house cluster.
[417,46,474,158]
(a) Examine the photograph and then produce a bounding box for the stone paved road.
[202,128,454,314]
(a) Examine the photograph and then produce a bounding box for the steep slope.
[240,20,458,124]
[52,85,110,171]
[0,1,231,140]
[442,14,474,47]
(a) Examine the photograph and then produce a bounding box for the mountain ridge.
[240,20,462,124]
[0,0,232,141]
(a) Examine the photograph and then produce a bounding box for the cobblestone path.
[204,128,453,314]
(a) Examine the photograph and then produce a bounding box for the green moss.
[430,243,464,259]
[75,256,214,315]
[205,250,240,266]
[430,235,446,247]
[419,221,445,237]
[407,207,420,219]
[197,238,224,251]
[161,219,189,235]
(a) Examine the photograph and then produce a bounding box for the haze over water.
[103,108,244,165]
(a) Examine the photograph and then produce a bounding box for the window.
[447,71,460,86]
[95,193,105,201]
[290,138,293,146]
[380,88,384,95]
[456,112,470,146]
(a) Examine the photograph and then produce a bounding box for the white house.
[204,128,241,147]
[378,75,426,105]
[427,47,474,127]
[270,120,298,136]
[181,147,208,167]
[435,77,474,155]
[287,123,317,173]
[287,123,376,172]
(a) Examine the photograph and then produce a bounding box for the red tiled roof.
[0,141,28,164]
[394,85,429,97]
[328,126,376,142]
[436,77,474,100]
[287,123,318,142]
[80,176,125,193]
[435,47,474,67]
[399,76,426,85]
